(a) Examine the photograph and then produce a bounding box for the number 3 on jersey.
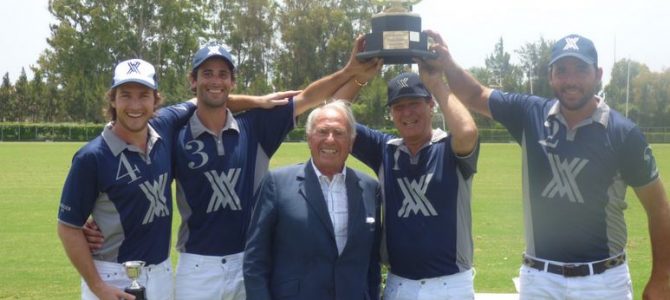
[186,140,209,169]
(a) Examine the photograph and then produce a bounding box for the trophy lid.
[374,0,422,13]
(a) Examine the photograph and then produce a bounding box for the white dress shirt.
[312,164,349,255]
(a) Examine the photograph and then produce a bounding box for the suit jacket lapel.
[299,160,336,239]
[342,167,364,254]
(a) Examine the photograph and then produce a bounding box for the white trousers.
[383,269,475,300]
[175,252,245,300]
[519,262,632,300]
[81,258,173,300]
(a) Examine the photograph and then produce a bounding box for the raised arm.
[635,179,670,299]
[332,35,383,102]
[424,30,494,119]
[417,32,478,156]
[226,91,301,113]
[294,35,383,116]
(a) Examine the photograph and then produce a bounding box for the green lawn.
[0,142,667,299]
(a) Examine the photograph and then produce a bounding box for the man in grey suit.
[243,100,381,300]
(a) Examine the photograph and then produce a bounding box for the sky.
[1,0,669,85]
[413,0,670,84]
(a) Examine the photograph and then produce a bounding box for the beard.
[553,85,597,111]
[198,90,229,109]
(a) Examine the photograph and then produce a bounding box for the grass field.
[0,142,668,299]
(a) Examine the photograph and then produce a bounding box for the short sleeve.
[152,101,197,132]
[252,98,295,157]
[454,137,480,180]
[619,126,659,187]
[489,90,538,144]
[58,152,99,227]
[352,124,393,173]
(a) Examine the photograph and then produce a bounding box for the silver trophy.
[357,0,437,64]
[122,261,146,300]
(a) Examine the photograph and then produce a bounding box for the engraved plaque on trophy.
[123,261,146,300]
[357,0,437,64]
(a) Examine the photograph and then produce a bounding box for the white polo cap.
[111,58,157,90]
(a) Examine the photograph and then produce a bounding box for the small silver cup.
[122,261,146,300]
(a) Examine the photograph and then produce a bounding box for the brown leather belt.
[522,253,626,277]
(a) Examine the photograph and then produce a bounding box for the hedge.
[0,123,105,141]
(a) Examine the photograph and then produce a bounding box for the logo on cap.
[192,44,236,71]
[549,34,598,67]
[127,61,142,74]
[563,37,580,51]
[395,77,410,89]
[386,72,431,106]
[111,58,157,90]
[207,46,222,56]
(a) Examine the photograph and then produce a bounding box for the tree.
[605,60,670,127]
[43,78,63,123]
[0,73,13,122]
[12,69,30,122]
[28,68,47,122]
[212,0,277,95]
[273,0,374,91]
[270,0,376,128]
[516,37,553,98]
[485,37,523,92]
[632,66,666,127]
[150,0,209,105]
[40,0,207,121]
[604,59,642,117]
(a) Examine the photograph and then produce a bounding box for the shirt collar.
[386,128,448,148]
[547,96,610,128]
[311,160,347,183]
[189,108,240,138]
[101,122,161,156]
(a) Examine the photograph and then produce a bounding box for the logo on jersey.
[396,173,438,217]
[541,154,589,203]
[139,173,170,224]
[116,153,142,183]
[204,169,242,213]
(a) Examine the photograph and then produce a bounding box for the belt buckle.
[561,264,585,277]
[604,254,625,268]
[523,256,536,268]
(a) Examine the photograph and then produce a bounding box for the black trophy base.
[124,286,146,300]
[357,48,437,64]
[358,12,437,64]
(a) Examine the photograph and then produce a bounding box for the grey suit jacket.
[244,160,381,300]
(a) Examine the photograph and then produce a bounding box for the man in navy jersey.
[336,30,480,299]
[172,38,381,300]
[441,31,670,299]
[58,58,197,300]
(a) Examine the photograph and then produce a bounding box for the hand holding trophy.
[357,0,437,64]
[123,261,146,300]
